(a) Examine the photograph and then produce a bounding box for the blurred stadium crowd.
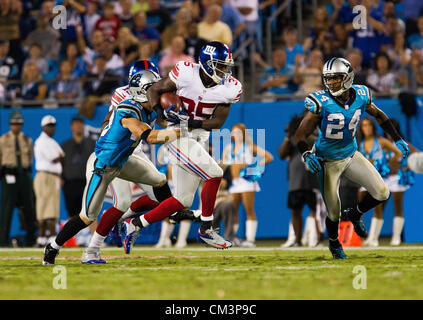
[1,0,423,106]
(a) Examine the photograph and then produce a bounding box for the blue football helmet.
[128,70,161,103]
[128,60,160,80]
[199,41,234,84]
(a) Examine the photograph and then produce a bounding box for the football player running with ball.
[123,41,242,249]
[42,70,182,265]
[293,57,409,259]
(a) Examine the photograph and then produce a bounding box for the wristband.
[140,129,152,141]
[188,119,203,129]
[380,119,402,142]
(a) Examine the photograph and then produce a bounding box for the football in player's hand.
[160,92,182,112]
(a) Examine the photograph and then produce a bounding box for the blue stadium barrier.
[1,96,423,244]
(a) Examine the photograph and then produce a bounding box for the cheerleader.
[358,117,401,246]
[223,123,274,247]
[383,119,419,246]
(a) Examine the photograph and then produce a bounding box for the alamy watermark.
[52,265,67,290]
[352,5,367,30]
[52,5,67,30]
[352,265,367,290]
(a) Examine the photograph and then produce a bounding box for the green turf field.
[0,244,422,300]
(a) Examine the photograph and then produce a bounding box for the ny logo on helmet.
[204,45,216,55]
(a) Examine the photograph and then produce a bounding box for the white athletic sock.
[50,240,61,250]
[37,236,47,246]
[233,223,239,235]
[365,217,378,244]
[391,216,404,245]
[245,220,258,243]
[307,217,319,247]
[301,217,311,246]
[373,218,384,243]
[192,210,202,218]
[176,220,191,246]
[121,208,137,220]
[88,232,106,249]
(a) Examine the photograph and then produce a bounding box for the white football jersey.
[109,85,130,111]
[168,61,242,143]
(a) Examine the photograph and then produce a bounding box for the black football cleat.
[342,207,368,238]
[42,243,59,265]
[169,209,200,224]
[328,240,347,260]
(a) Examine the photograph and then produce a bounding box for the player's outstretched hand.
[303,152,323,174]
[395,140,410,158]
[164,105,189,124]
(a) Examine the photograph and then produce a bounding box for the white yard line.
[1,246,423,253]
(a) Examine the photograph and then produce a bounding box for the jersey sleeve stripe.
[116,105,142,120]
[307,95,321,114]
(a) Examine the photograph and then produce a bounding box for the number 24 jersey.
[305,84,372,160]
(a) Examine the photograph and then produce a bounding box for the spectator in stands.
[83,0,101,40]
[23,44,48,76]
[132,10,161,52]
[76,26,104,71]
[366,52,398,94]
[94,1,122,42]
[50,60,79,101]
[346,49,367,85]
[408,16,423,50]
[84,55,119,97]
[383,1,405,34]
[135,40,160,67]
[39,0,54,21]
[350,0,385,68]
[380,15,399,52]
[310,6,330,40]
[60,0,86,46]
[316,30,341,62]
[0,0,22,63]
[387,31,412,70]
[282,27,304,72]
[198,4,233,46]
[159,36,195,76]
[403,0,423,37]
[332,22,350,55]
[146,0,172,33]
[398,50,423,90]
[180,0,201,22]
[115,27,139,70]
[26,12,61,60]
[64,42,88,79]
[0,40,19,90]
[185,22,208,62]
[17,62,48,103]
[325,0,346,24]
[260,48,296,97]
[215,0,246,45]
[293,49,324,96]
[162,7,192,50]
[99,38,124,77]
[338,0,359,25]
[116,0,135,29]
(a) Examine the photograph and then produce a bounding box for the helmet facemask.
[129,71,160,103]
[202,59,234,84]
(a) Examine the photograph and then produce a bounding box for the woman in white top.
[223,123,274,247]
[366,52,398,94]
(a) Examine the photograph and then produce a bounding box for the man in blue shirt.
[132,11,160,52]
[282,27,304,72]
[407,16,423,49]
[261,48,296,96]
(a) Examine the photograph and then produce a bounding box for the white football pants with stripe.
[167,137,223,209]
[80,152,166,221]
[317,151,389,221]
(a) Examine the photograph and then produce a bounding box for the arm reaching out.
[121,118,180,144]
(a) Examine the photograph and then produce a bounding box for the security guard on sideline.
[0,111,36,247]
